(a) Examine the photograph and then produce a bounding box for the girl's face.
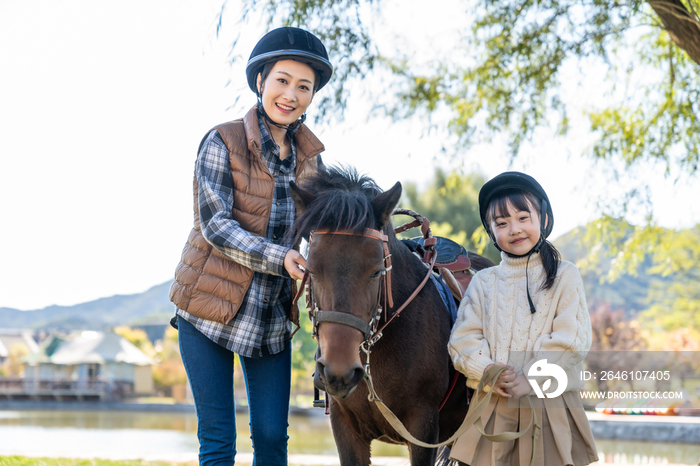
[257,60,316,126]
[489,199,542,256]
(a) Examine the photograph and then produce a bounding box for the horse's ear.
[372,182,402,228]
[290,181,316,214]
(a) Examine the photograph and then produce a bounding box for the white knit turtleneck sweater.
[448,252,592,392]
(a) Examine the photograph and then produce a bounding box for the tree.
[113,326,156,356]
[290,299,319,404]
[586,302,648,392]
[152,327,188,395]
[227,0,699,176]
[637,225,700,332]
[400,168,501,263]
[222,0,699,284]
[0,346,28,377]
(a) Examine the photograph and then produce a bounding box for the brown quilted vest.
[169,106,323,324]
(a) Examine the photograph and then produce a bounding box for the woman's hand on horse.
[284,249,307,281]
[485,363,517,398]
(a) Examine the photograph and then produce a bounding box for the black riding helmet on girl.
[478,171,561,312]
[478,171,554,252]
[246,27,333,137]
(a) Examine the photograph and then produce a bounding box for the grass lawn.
[0,458,193,466]
[0,457,328,466]
[0,458,202,466]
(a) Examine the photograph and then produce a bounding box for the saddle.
[401,235,476,301]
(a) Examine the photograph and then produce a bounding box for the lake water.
[0,409,699,464]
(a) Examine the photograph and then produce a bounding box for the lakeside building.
[0,330,155,401]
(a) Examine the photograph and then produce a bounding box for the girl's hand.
[284,249,306,280]
[484,363,516,398]
[509,374,532,399]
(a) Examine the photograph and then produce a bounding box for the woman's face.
[257,60,316,126]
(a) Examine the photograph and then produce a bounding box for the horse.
[290,166,495,466]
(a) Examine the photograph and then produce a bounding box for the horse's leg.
[329,404,372,466]
[405,407,440,466]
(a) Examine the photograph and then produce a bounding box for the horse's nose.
[316,359,365,399]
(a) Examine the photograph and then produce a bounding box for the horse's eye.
[370,271,382,279]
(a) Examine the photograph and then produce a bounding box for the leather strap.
[312,229,394,309]
[371,248,436,342]
[364,364,540,465]
[315,310,373,339]
[291,269,310,337]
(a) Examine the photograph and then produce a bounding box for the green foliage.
[638,226,700,333]
[588,30,700,176]
[152,327,188,390]
[554,223,662,314]
[113,326,156,356]
[291,298,318,398]
[223,0,380,123]
[0,346,28,377]
[399,168,501,263]
[563,218,700,337]
[575,216,670,282]
[236,0,700,169]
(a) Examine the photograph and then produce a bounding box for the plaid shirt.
[177,114,298,358]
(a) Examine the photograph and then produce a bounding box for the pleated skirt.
[449,391,599,466]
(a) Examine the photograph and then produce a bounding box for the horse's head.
[290,167,402,399]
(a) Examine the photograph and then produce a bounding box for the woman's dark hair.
[257,61,321,94]
[486,190,560,290]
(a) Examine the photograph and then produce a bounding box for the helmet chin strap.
[491,198,549,314]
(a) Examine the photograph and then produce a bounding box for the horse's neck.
[388,239,429,298]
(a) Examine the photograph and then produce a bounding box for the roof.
[0,330,40,359]
[45,331,154,366]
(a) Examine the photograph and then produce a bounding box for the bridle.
[293,210,437,351]
[302,228,392,346]
[292,210,439,417]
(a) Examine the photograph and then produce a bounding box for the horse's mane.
[291,166,384,244]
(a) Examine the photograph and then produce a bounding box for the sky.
[1,0,698,311]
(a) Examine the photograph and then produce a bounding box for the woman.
[169,27,333,465]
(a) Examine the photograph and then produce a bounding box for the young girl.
[448,171,599,466]
[169,27,332,465]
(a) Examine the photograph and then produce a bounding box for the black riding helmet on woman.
[170,27,332,465]
[246,27,333,140]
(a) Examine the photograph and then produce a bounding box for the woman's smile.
[275,102,296,113]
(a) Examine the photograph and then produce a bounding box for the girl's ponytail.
[539,238,560,290]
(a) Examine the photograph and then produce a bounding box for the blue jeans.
[178,318,291,466]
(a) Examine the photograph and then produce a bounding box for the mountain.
[0,223,665,333]
[0,281,174,332]
[554,227,665,316]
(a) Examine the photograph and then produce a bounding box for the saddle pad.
[430,273,459,325]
